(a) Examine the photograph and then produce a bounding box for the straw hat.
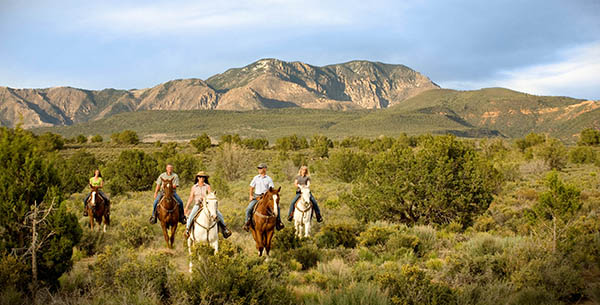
[195,171,209,178]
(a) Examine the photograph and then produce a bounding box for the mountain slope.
[0,59,439,128]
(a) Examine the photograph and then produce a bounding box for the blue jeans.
[186,204,226,230]
[288,192,321,216]
[152,191,184,216]
[245,196,281,222]
[83,190,109,206]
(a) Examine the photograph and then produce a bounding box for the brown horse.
[157,177,179,248]
[250,186,281,258]
[86,185,110,232]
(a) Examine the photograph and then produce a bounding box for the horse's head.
[204,192,218,220]
[89,185,100,207]
[161,178,175,196]
[267,186,281,216]
[299,185,310,205]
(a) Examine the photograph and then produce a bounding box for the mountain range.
[0,59,438,128]
[2,58,599,142]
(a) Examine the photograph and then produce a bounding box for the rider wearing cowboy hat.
[184,171,232,238]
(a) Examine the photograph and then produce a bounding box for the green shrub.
[219,133,242,145]
[105,149,159,192]
[111,130,140,145]
[327,149,370,183]
[515,132,545,152]
[358,225,399,247]
[273,226,301,252]
[90,134,103,143]
[276,134,309,151]
[213,143,250,181]
[190,133,212,153]
[316,223,360,248]
[76,134,88,144]
[535,138,568,170]
[577,128,600,146]
[185,247,294,305]
[378,265,457,305]
[55,150,103,194]
[37,132,64,152]
[569,146,597,164]
[311,134,333,158]
[116,216,154,248]
[347,135,501,228]
[291,243,321,270]
[163,153,201,184]
[0,252,29,290]
[0,127,82,288]
[78,229,106,256]
[242,137,269,150]
[304,282,391,305]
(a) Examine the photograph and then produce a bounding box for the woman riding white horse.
[184,171,231,239]
[287,166,323,223]
[294,185,313,237]
[187,191,219,273]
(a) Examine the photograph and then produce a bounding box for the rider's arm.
[154,183,160,199]
[100,179,104,188]
[207,185,212,194]
[294,178,299,188]
[185,187,194,212]
[249,186,254,201]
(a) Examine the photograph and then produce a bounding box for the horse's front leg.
[159,221,170,248]
[169,223,177,249]
[305,219,311,238]
[188,238,194,273]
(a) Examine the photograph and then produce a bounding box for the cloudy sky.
[1,0,599,99]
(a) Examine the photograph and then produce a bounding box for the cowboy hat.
[195,171,209,178]
[257,163,268,169]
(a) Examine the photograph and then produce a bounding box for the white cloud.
[441,42,600,99]
[79,0,356,35]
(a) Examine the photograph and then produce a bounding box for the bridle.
[295,191,313,221]
[191,197,218,243]
[254,194,277,219]
[159,182,177,214]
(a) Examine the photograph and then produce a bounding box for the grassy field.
[6,135,595,305]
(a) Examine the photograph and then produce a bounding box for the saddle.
[159,194,177,213]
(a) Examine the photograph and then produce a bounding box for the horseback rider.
[83,169,110,216]
[184,171,232,239]
[243,163,285,232]
[287,165,323,222]
[149,163,186,224]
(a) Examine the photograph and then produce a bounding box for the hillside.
[35,88,599,143]
[0,59,438,128]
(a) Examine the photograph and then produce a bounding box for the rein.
[191,199,217,243]
[295,197,313,220]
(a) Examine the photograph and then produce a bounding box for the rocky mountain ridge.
[0,59,439,128]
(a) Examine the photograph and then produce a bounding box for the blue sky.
[1,0,599,99]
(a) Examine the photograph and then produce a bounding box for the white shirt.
[250,174,274,195]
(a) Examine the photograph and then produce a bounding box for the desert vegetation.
[1,127,599,305]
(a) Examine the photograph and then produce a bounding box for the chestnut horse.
[86,185,110,232]
[250,186,281,258]
[157,177,179,248]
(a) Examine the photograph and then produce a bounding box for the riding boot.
[316,211,323,223]
[178,206,187,224]
[243,219,252,232]
[149,212,157,224]
[218,221,232,239]
[276,218,285,231]
[287,212,293,222]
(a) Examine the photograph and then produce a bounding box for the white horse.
[293,185,313,238]
[187,192,219,273]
